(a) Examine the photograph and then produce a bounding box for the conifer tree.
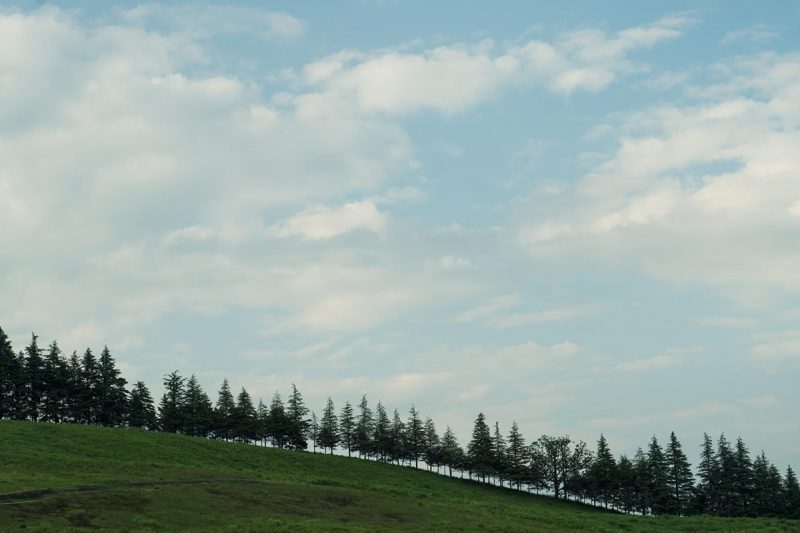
[784,465,800,519]
[214,379,236,441]
[506,421,528,490]
[615,455,636,513]
[128,381,157,430]
[405,406,424,468]
[42,341,68,423]
[632,447,650,514]
[373,402,391,462]
[286,384,310,450]
[23,333,46,421]
[389,409,406,464]
[468,413,493,482]
[647,436,670,515]
[159,370,185,433]
[80,348,101,424]
[716,434,736,515]
[309,411,319,452]
[751,451,771,515]
[491,421,508,486]
[256,399,269,446]
[339,401,356,457]
[439,426,461,477]
[97,346,128,427]
[731,437,754,516]
[765,463,785,516]
[183,375,213,437]
[233,387,257,442]
[268,392,289,448]
[695,432,719,514]
[0,326,20,419]
[318,397,339,454]
[423,417,440,472]
[664,431,693,515]
[354,395,373,458]
[589,434,617,508]
[65,351,83,423]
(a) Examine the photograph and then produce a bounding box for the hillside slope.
[0,421,795,532]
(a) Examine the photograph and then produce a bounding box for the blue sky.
[2,1,799,468]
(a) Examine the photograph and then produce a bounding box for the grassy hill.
[0,421,795,532]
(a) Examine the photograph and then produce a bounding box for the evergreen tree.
[506,421,528,490]
[286,384,309,450]
[423,417,440,472]
[716,434,736,515]
[752,451,772,516]
[159,370,185,433]
[731,437,754,516]
[256,399,269,446]
[309,411,319,452]
[214,379,236,441]
[80,348,101,424]
[42,341,68,423]
[318,397,339,454]
[233,387,257,442]
[783,465,800,519]
[632,447,651,514]
[439,426,461,477]
[765,463,785,516]
[65,351,83,423]
[128,381,157,430]
[491,421,508,486]
[339,401,356,457]
[389,409,406,464]
[467,413,493,482]
[405,406,424,468]
[664,431,693,515]
[183,375,213,437]
[373,402,391,461]
[588,434,617,508]
[354,395,373,459]
[615,455,637,513]
[23,333,46,421]
[695,432,719,514]
[0,326,21,419]
[647,436,670,515]
[97,346,128,427]
[268,392,289,448]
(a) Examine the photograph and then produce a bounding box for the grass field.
[0,421,796,532]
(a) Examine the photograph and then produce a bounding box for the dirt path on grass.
[0,478,264,505]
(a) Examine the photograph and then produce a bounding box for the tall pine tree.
[664,431,693,515]
[318,397,339,454]
[339,401,356,457]
[286,384,310,450]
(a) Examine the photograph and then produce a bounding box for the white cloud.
[614,354,683,373]
[300,16,689,114]
[436,255,473,270]
[516,52,800,301]
[493,305,603,328]
[751,330,800,362]
[454,296,520,323]
[454,297,602,328]
[269,200,387,240]
[721,25,778,45]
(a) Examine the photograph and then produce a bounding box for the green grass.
[0,421,796,531]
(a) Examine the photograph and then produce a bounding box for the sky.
[1,1,799,468]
